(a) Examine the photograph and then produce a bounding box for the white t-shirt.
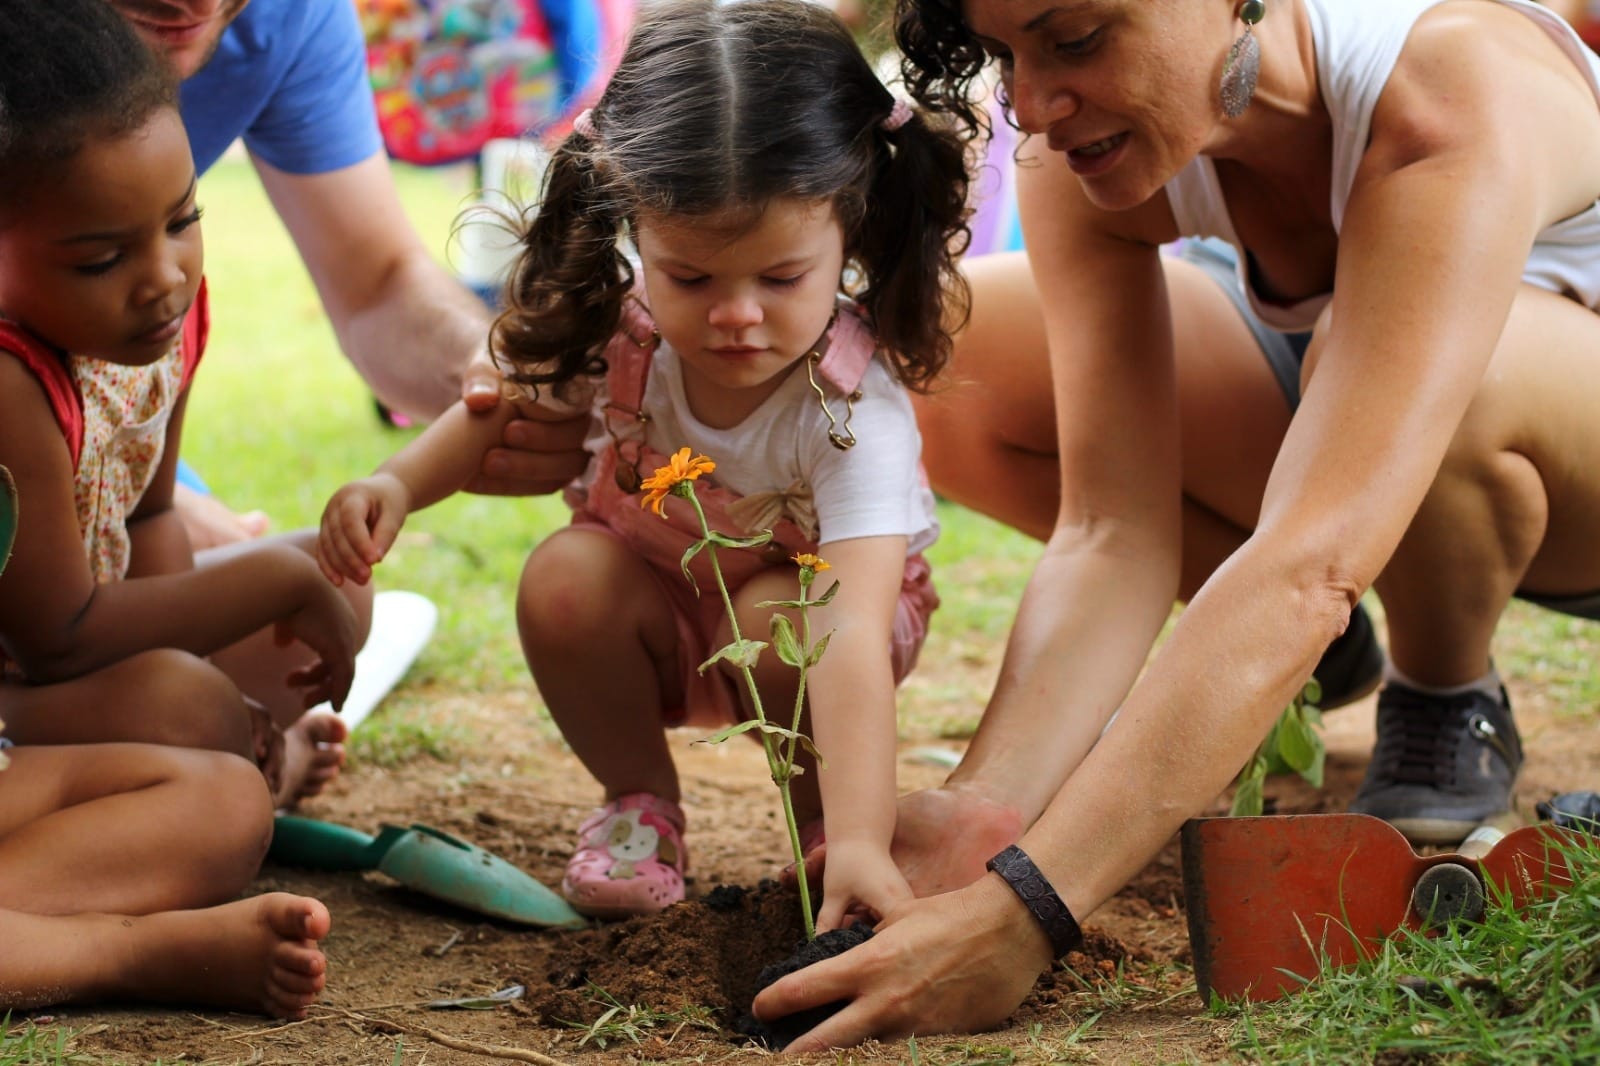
[605,340,940,554]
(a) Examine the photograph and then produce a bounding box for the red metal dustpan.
[1180,813,1573,1003]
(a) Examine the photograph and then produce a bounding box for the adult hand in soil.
[753,875,1054,1051]
[817,839,912,933]
[797,783,1025,898]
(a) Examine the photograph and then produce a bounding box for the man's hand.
[174,483,270,551]
[457,349,591,497]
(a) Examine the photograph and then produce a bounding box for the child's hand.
[246,695,286,795]
[317,474,410,586]
[275,576,360,711]
[817,838,913,933]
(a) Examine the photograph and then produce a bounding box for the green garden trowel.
[270,814,586,929]
[0,465,16,576]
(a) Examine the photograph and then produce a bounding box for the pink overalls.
[565,293,940,727]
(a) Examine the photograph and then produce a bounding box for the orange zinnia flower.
[791,553,831,572]
[639,447,717,516]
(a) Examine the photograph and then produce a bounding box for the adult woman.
[753,0,1600,1047]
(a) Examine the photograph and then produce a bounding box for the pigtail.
[893,0,990,143]
[851,103,971,392]
[491,130,633,400]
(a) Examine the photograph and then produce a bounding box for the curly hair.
[0,0,177,213]
[494,0,972,396]
[893,0,993,141]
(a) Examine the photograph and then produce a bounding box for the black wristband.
[986,844,1084,959]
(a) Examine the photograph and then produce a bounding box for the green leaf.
[698,639,767,674]
[806,629,834,666]
[756,597,808,610]
[812,580,841,607]
[1230,769,1265,817]
[708,529,774,550]
[770,614,803,667]
[679,538,707,593]
[1275,710,1319,774]
[696,719,764,745]
[1301,676,1324,708]
[1303,739,1326,789]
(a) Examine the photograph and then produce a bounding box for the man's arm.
[255,151,497,421]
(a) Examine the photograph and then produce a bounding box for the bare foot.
[797,785,1025,898]
[116,893,330,1018]
[274,712,347,807]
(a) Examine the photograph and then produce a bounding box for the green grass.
[1228,836,1600,1064]
[557,984,720,1050]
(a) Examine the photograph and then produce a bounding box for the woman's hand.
[317,474,410,586]
[753,875,1056,1051]
[816,839,913,933]
[797,783,1026,899]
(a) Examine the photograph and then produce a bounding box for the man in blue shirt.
[112,0,589,544]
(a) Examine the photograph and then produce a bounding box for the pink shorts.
[569,515,939,727]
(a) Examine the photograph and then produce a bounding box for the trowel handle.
[269,814,384,870]
[0,465,17,576]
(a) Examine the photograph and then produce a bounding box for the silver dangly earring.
[1220,0,1265,119]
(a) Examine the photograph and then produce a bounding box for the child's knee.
[126,649,255,758]
[168,749,276,897]
[519,535,637,640]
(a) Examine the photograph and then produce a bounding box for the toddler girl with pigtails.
[317,0,972,924]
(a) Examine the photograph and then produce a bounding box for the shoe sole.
[1385,814,1501,848]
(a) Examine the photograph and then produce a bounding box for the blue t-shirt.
[180,0,384,177]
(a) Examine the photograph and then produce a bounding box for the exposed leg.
[0,893,329,1020]
[518,528,684,803]
[0,745,271,915]
[0,649,254,762]
[205,530,373,806]
[1374,286,1600,683]
[1347,286,1600,841]
[916,252,1290,591]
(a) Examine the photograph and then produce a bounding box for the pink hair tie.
[881,97,914,132]
[574,108,598,139]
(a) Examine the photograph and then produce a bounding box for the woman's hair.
[0,0,177,212]
[893,0,993,141]
[495,0,972,395]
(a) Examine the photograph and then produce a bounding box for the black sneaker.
[1348,681,1524,845]
[1313,602,1385,709]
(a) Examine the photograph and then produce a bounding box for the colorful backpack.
[355,0,622,165]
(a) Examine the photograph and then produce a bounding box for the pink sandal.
[561,793,688,918]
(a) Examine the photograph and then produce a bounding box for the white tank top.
[1165,0,1600,332]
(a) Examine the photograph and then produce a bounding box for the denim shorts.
[1176,237,1311,411]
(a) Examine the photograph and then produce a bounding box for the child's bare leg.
[204,530,373,806]
[0,650,254,762]
[0,746,271,914]
[0,894,329,1020]
[518,530,683,802]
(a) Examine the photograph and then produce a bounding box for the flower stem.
[685,488,816,939]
